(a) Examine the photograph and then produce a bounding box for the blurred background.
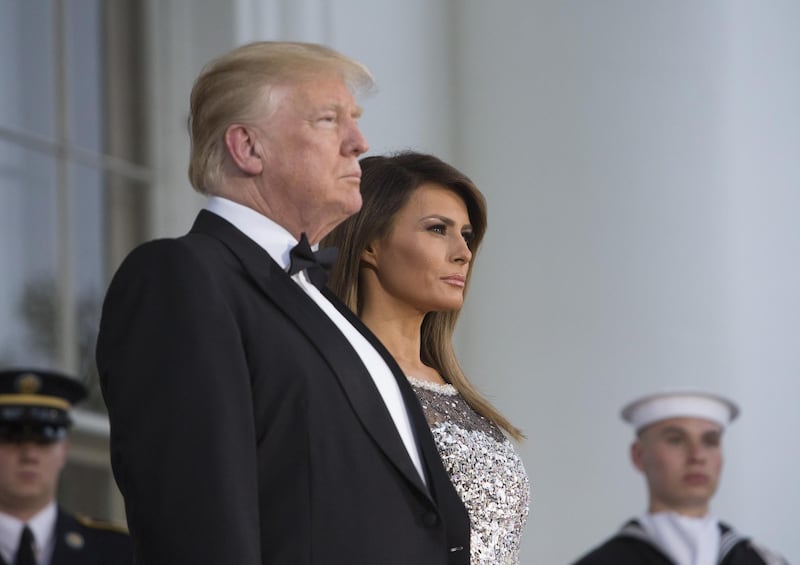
[1,1,797,563]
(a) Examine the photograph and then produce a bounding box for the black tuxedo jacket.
[96,210,470,565]
[0,508,131,565]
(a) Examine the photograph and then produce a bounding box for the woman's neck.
[360,306,444,384]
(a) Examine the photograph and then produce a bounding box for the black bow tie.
[288,233,338,290]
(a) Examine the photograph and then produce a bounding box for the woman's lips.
[442,275,466,288]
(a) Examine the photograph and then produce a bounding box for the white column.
[717,0,800,554]
[452,1,799,563]
[234,0,329,44]
[144,0,236,240]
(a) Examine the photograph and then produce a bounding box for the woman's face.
[362,183,474,315]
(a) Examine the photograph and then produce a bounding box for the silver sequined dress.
[408,377,530,565]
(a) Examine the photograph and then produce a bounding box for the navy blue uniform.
[0,508,132,565]
[573,519,787,565]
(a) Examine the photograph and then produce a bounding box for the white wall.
[149,2,800,563]
[452,2,799,563]
[145,0,236,237]
[717,0,800,558]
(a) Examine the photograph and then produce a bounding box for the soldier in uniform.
[572,390,787,565]
[0,368,131,564]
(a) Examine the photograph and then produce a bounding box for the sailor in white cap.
[572,390,787,565]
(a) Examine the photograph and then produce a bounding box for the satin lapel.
[321,287,448,496]
[190,211,431,498]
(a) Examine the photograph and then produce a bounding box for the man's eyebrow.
[319,103,363,118]
[658,426,688,435]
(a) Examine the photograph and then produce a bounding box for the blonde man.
[97,41,470,565]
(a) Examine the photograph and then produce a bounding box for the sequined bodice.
[408,377,530,564]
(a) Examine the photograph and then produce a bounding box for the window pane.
[103,0,150,166]
[0,1,57,139]
[71,164,106,411]
[66,0,104,154]
[71,166,147,412]
[0,141,59,367]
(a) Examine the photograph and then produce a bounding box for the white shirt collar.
[206,196,300,270]
[639,511,720,565]
[0,502,57,564]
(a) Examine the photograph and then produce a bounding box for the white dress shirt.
[0,502,57,565]
[206,197,427,484]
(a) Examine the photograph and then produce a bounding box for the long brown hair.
[323,151,523,440]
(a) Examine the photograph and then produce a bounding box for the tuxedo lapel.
[190,211,431,499]
[321,288,443,483]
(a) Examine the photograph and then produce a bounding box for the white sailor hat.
[621,390,739,432]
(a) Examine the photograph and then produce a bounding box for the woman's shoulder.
[406,375,458,395]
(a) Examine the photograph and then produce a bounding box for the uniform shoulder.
[73,513,130,537]
[720,522,789,565]
[572,528,672,564]
[572,536,632,564]
[746,539,789,565]
[57,511,132,560]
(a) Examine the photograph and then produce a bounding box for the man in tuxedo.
[0,368,131,564]
[96,41,470,564]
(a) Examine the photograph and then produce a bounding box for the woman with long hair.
[323,151,529,563]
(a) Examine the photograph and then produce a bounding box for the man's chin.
[340,195,363,218]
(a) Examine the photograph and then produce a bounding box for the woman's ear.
[360,242,379,269]
[224,124,264,175]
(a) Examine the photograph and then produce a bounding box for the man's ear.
[631,440,645,472]
[224,124,264,175]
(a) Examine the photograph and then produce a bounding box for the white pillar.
[452,1,799,563]
[717,0,800,553]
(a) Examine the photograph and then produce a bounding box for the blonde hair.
[323,152,524,441]
[187,41,374,194]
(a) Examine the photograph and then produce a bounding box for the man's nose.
[344,122,369,156]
